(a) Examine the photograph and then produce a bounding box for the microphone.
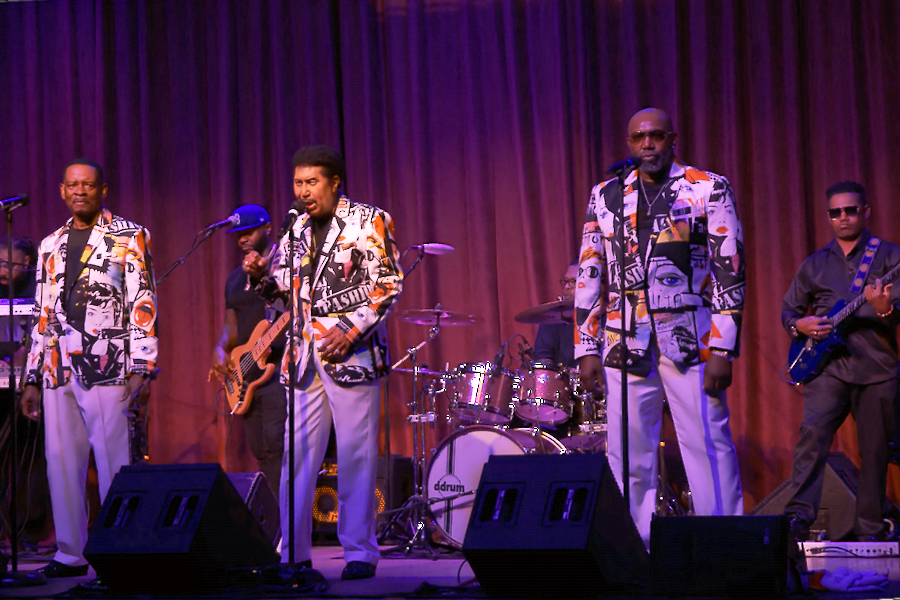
[521,339,536,361]
[200,213,239,233]
[277,201,304,238]
[491,344,506,377]
[412,243,455,255]
[0,195,29,211]
[606,156,642,177]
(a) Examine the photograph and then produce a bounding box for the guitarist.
[211,204,286,497]
[782,181,900,542]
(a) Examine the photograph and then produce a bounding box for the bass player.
[782,180,900,541]
[211,204,287,497]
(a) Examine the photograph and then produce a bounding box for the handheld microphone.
[200,213,239,233]
[606,156,642,177]
[0,195,29,211]
[278,201,304,238]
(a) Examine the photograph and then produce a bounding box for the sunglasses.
[628,129,673,144]
[560,277,577,288]
[827,206,864,219]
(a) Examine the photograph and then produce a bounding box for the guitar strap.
[849,237,881,294]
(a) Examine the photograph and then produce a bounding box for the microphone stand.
[608,161,635,511]
[0,204,45,587]
[286,226,297,565]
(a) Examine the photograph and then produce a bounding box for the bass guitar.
[786,263,900,384]
[223,311,291,414]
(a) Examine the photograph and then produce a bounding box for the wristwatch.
[710,349,735,362]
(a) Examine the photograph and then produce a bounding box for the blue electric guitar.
[786,264,900,385]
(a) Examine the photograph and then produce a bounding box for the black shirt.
[534,322,577,368]
[65,226,93,331]
[309,216,333,316]
[637,178,673,262]
[225,265,285,370]
[782,230,900,385]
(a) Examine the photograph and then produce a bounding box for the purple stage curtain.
[2,0,900,509]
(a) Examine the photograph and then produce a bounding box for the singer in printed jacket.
[575,108,745,545]
[21,158,157,578]
[244,145,402,580]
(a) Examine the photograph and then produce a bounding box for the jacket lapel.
[311,198,349,290]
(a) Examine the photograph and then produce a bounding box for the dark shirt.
[310,216,333,316]
[782,230,900,385]
[225,265,285,381]
[637,178,673,261]
[65,226,93,331]
[534,322,577,368]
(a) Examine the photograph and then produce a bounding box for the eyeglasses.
[560,277,577,289]
[628,129,673,144]
[827,206,864,219]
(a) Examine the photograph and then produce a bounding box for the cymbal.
[392,367,447,377]
[399,308,482,326]
[514,299,574,324]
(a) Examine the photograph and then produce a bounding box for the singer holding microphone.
[243,146,403,580]
[21,158,157,577]
[574,108,745,545]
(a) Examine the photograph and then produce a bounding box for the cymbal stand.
[379,319,447,556]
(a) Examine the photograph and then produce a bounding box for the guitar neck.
[833,262,900,324]
[250,311,292,361]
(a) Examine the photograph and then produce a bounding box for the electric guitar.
[222,311,291,414]
[786,263,900,384]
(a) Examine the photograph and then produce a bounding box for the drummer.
[532,261,579,368]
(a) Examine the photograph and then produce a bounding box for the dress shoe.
[341,561,376,580]
[37,560,89,578]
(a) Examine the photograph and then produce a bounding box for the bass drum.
[425,426,565,548]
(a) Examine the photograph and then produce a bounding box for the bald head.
[626,107,677,181]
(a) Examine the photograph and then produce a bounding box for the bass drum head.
[425,426,564,548]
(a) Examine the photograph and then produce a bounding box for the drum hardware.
[380,307,459,556]
[445,362,518,425]
[514,360,573,425]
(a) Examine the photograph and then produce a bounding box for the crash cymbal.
[514,299,574,324]
[399,308,482,326]
[392,367,447,377]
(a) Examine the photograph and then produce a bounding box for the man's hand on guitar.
[242,251,269,279]
[864,278,893,315]
[796,315,832,340]
[209,346,234,383]
[320,327,352,363]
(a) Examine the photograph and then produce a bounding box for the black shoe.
[37,560,89,578]
[341,561,376,580]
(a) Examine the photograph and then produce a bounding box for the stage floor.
[2,544,900,599]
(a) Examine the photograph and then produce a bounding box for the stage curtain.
[1,0,899,508]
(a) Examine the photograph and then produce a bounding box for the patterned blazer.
[26,209,158,389]
[574,161,745,370]
[262,196,403,387]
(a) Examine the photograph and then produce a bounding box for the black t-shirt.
[225,265,285,367]
[637,178,672,261]
[309,216,333,316]
[65,226,94,330]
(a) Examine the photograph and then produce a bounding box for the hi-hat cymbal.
[392,367,447,377]
[399,308,482,326]
[514,299,574,324]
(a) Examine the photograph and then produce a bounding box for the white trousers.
[43,379,130,566]
[280,350,382,565]
[605,356,744,544]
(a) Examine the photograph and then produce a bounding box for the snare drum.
[514,360,572,425]
[446,362,518,424]
[426,426,566,548]
[560,390,608,454]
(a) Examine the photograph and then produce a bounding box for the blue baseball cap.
[229,204,271,233]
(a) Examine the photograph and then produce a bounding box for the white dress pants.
[279,350,382,565]
[43,379,130,566]
[604,356,744,544]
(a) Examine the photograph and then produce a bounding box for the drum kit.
[381,297,608,551]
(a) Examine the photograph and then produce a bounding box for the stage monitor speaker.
[650,515,789,598]
[462,453,648,599]
[749,451,858,541]
[227,471,280,546]
[84,463,279,592]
